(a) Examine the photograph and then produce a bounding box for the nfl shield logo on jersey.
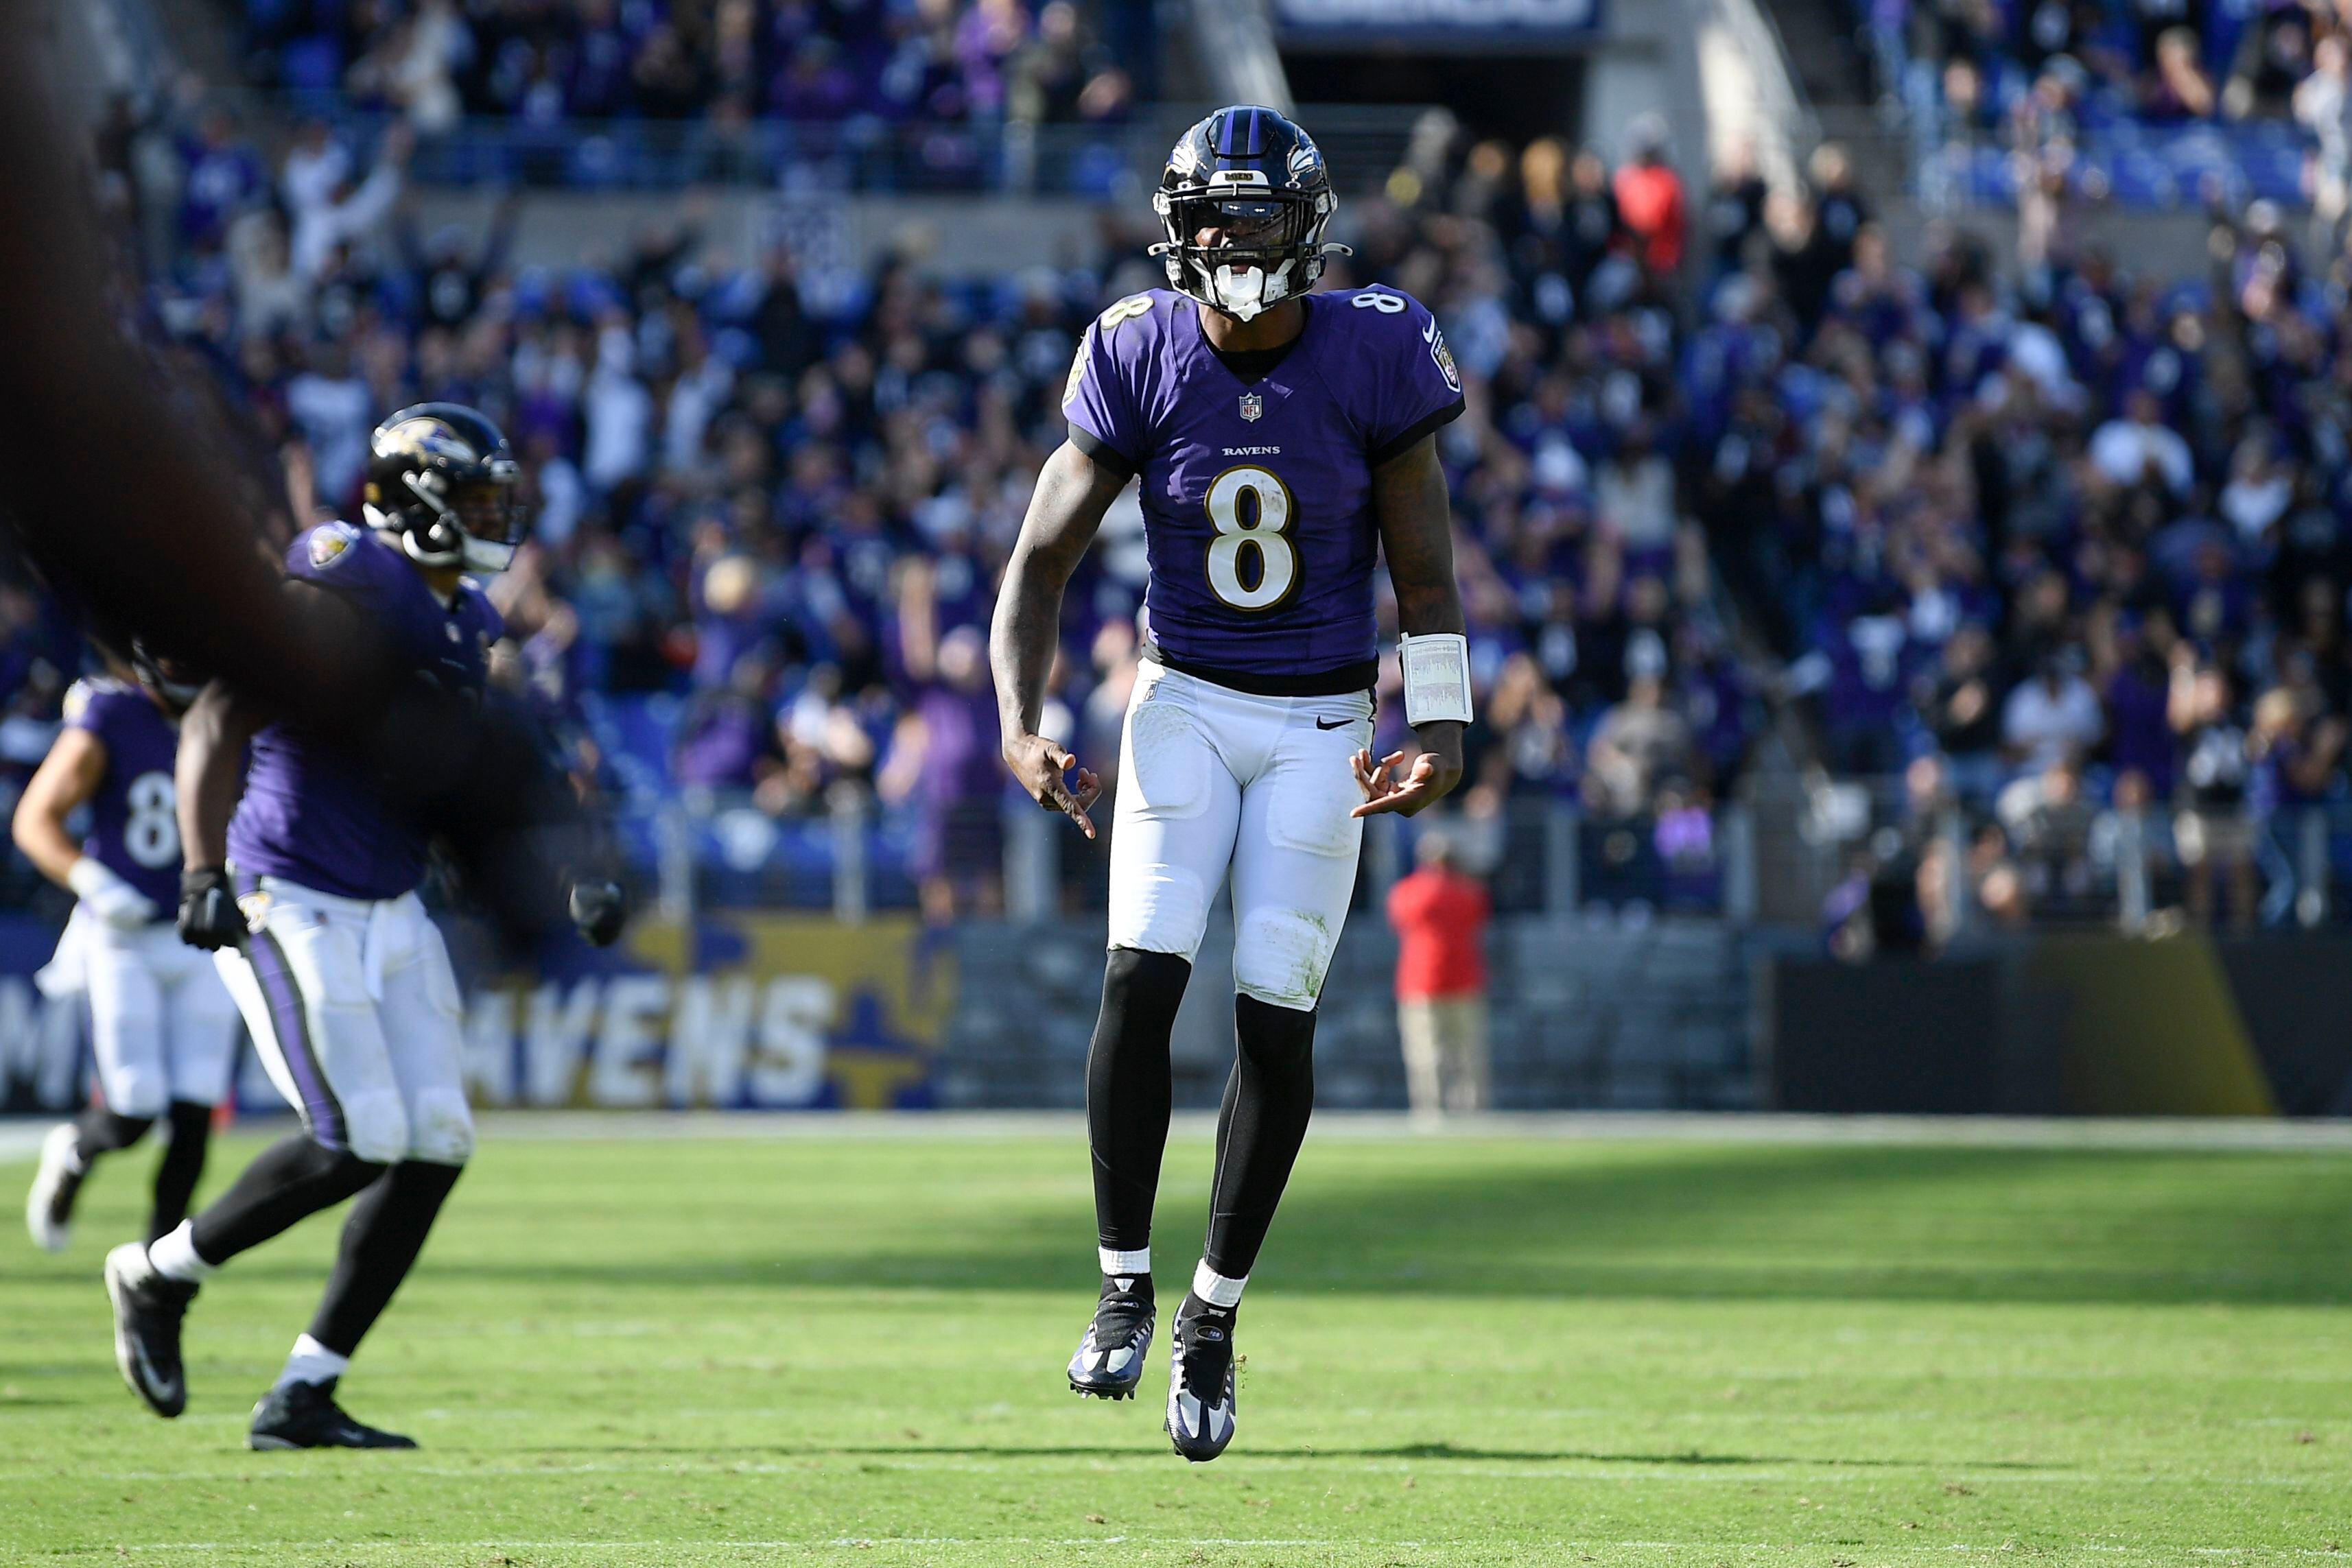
[1238,392,1264,423]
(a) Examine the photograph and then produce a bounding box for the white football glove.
[69,858,158,931]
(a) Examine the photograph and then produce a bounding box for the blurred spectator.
[2296,35,2352,238]
[1385,829,1492,1119]
[2089,389,2194,495]
[1921,623,2004,798]
[288,122,409,280]
[880,625,1004,921]
[1585,674,1693,818]
[2002,649,2104,773]
[2171,650,2258,928]
[1611,115,1685,274]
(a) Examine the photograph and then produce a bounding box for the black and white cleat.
[1067,1275,1155,1400]
[248,1378,416,1450]
[25,1123,84,1252]
[104,1242,195,1418]
[1164,1301,1237,1462]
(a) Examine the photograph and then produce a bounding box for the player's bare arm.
[12,726,107,886]
[174,678,267,875]
[1354,433,1468,818]
[173,673,272,952]
[990,439,1128,839]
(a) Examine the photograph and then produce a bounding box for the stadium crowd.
[1873,0,2352,220]
[1694,102,2352,928]
[239,0,1142,134]
[1885,0,2347,128]
[19,66,2352,931]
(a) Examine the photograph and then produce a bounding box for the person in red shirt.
[1611,114,1686,275]
[1384,829,1492,1119]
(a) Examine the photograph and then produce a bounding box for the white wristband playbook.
[1399,632,1473,727]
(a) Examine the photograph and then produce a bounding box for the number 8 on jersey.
[1204,466,1297,611]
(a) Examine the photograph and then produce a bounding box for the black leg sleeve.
[145,1102,215,1242]
[1087,948,1192,1254]
[1202,995,1318,1281]
[187,1132,385,1266]
[308,1160,464,1358]
[73,1107,153,1164]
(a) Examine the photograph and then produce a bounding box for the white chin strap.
[1208,261,1291,323]
[460,536,516,573]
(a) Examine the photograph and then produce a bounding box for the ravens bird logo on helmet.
[360,403,527,575]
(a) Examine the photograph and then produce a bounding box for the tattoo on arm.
[990,440,1128,737]
[1373,434,1465,639]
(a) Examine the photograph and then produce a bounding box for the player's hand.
[569,879,629,947]
[68,859,156,931]
[1351,726,1465,818]
[1004,732,1101,840]
[176,866,244,951]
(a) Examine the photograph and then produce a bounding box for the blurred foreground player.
[103,405,628,1449]
[0,13,593,951]
[990,106,1470,1460]
[19,651,237,1250]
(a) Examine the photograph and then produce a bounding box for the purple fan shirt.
[1062,287,1465,682]
[228,522,505,901]
[62,678,183,916]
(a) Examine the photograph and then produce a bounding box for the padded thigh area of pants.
[1108,688,1242,959]
[1125,699,1212,819]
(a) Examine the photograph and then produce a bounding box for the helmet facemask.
[1153,168,1344,323]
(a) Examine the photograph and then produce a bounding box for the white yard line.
[470,1110,2352,1152]
[7,1110,2352,1159]
[69,1538,2352,1558]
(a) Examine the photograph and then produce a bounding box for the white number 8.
[1204,465,1297,612]
[1351,292,1407,315]
[124,771,180,870]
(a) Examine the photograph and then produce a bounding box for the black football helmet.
[1151,106,1348,323]
[360,403,526,573]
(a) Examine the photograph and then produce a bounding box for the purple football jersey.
[1063,287,1463,684]
[228,521,504,901]
[62,678,183,916]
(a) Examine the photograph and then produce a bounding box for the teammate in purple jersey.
[16,653,238,1254]
[990,106,1473,1461]
[101,403,627,1450]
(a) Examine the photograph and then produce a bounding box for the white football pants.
[1106,658,1373,1010]
[42,910,240,1116]
[214,877,473,1165]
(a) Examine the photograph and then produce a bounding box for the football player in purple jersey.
[989,106,1472,1461]
[17,651,238,1254]
[100,404,628,1450]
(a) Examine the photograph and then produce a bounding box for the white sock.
[1099,1246,1151,1276]
[274,1333,349,1391]
[1191,1260,1247,1309]
[146,1222,214,1283]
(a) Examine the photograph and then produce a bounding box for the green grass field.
[4,1118,2352,1566]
